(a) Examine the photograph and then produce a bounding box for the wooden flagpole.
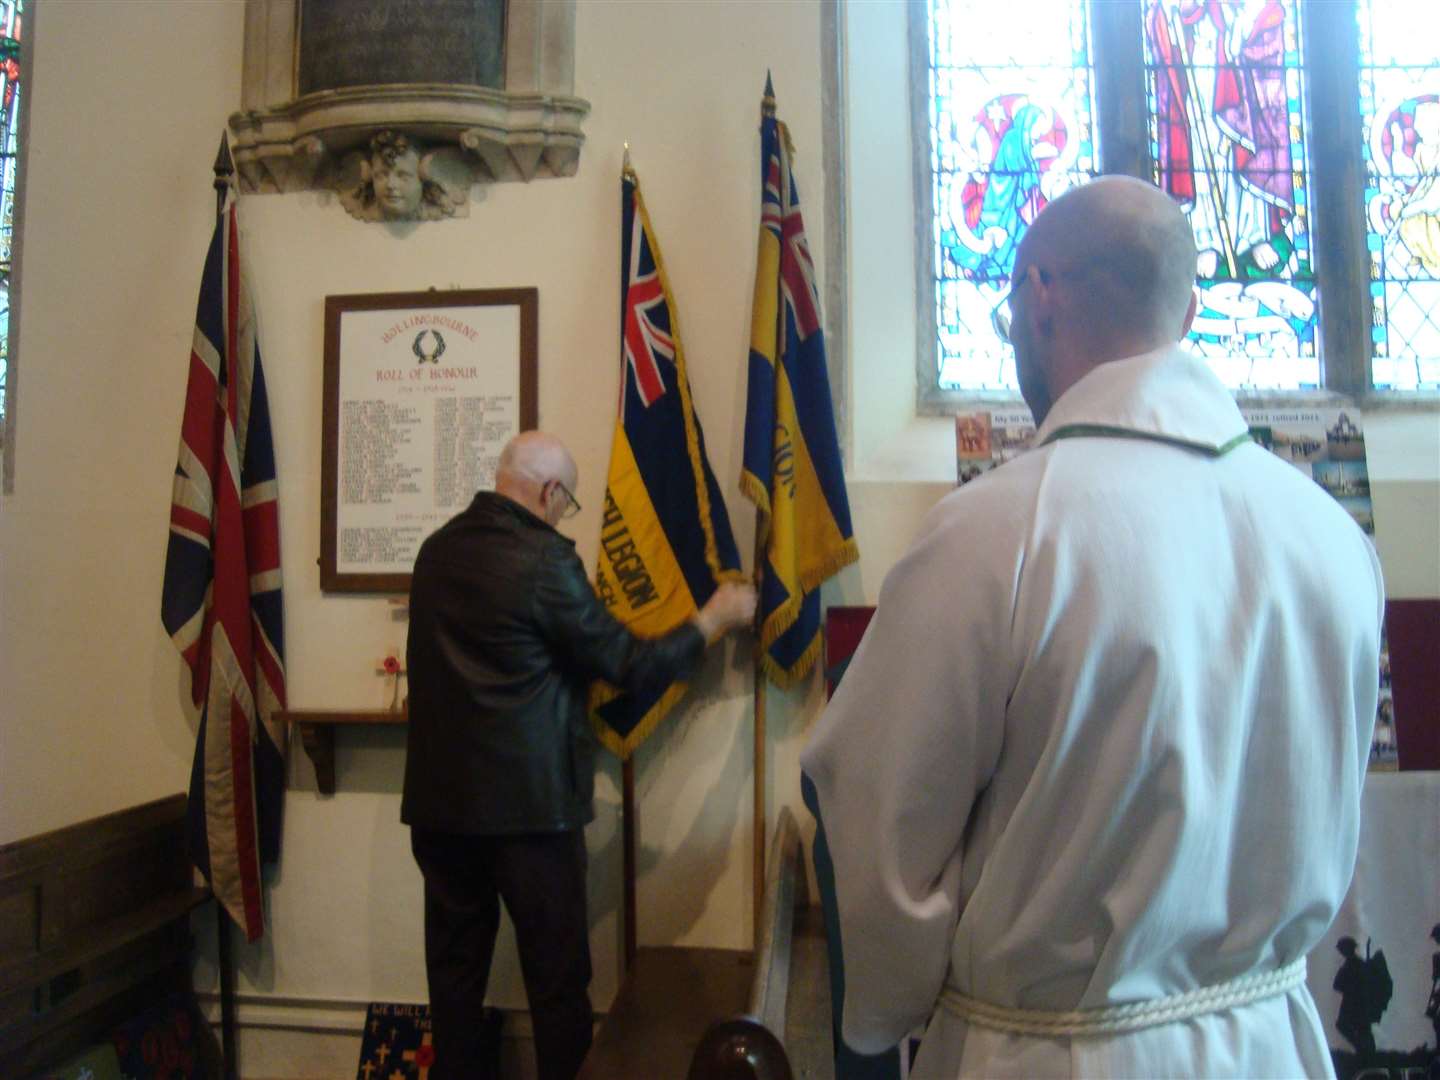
[618,142,640,975]
[622,757,638,969]
[753,653,766,950]
[752,521,767,951]
[750,75,778,954]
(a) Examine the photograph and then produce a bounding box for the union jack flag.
[162,187,286,943]
[622,196,674,410]
[762,149,822,341]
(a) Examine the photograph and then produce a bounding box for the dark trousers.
[411,828,594,1080]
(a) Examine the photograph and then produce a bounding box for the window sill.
[917,386,1440,420]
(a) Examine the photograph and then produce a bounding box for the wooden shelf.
[278,709,407,795]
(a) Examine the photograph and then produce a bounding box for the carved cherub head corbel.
[370,130,425,219]
[337,130,472,223]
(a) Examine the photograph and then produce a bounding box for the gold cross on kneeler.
[403,1031,436,1080]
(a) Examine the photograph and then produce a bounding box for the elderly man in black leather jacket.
[402,431,756,1080]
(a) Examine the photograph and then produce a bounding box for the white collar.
[1033,345,1250,455]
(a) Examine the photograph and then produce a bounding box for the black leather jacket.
[400,492,704,834]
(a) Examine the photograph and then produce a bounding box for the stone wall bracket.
[229,1,589,220]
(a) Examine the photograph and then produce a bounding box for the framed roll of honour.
[321,288,537,593]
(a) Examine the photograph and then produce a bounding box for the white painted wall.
[1,3,250,840]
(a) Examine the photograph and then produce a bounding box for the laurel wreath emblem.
[413,329,446,364]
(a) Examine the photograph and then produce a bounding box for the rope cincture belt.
[937,958,1308,1038]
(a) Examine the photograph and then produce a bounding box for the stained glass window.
[0,0,20,432]
[1359,1,1440,391]
[927,0,1096,391]
[1144,0,1317,390]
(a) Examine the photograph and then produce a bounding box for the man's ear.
[1181,289,1199,337]
[1028,265,1057,339]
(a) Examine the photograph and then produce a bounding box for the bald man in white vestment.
[801,176,1383,1079]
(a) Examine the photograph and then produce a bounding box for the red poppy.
[383,656,401,674]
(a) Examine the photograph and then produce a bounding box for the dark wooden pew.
[580,806,833,1079]
[0,794,226,1076]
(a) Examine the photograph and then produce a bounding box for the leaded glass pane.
[928,0,1096,391]
[1359,1,1440,390]
[0,0,19,428]
[1144,0,1318,390]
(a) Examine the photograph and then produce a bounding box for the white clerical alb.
[801,345,1383,1079]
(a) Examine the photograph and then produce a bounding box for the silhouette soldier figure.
[1335,936,1392,1058]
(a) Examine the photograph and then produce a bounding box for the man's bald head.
[498,431,577,488]
[495,431,579,525]
[1009,176,1197,420]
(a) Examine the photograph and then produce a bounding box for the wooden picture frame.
[321,288,537,593]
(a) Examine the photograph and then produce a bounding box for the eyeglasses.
[549,479,582,519]
[990,270,1033,346]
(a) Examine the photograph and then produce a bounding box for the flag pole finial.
[623,141,632,176]
[762,71,777,119]
[213,133,235,216]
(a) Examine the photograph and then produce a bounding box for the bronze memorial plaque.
[299,0,506,95]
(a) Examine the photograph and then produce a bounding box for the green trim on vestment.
[1040,423,1252,458]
